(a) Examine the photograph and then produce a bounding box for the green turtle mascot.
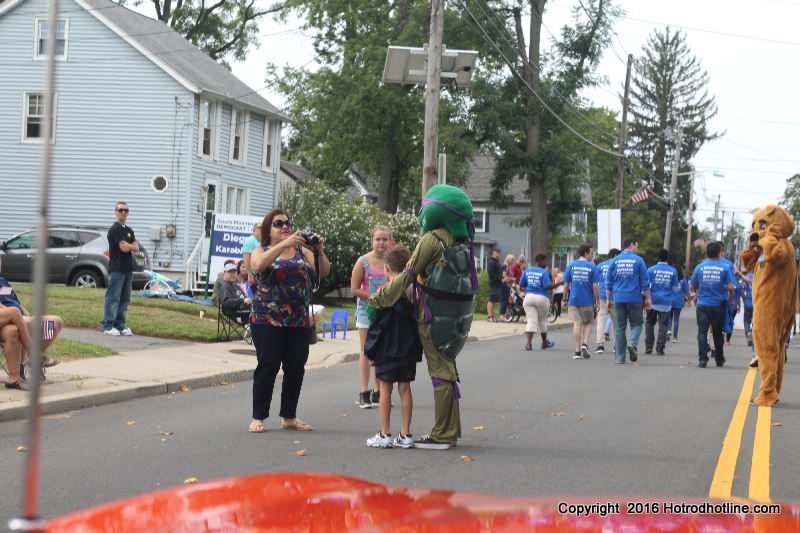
[369,184,478,449]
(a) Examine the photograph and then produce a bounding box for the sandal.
[248,420,265,433]
[5,380,29,391]
[281,419,313,431]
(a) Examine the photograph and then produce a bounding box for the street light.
[382,44,478,200]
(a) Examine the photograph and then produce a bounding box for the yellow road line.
[709,367,757,499]
[749,405,772,502]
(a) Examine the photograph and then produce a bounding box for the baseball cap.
[224,263,237,272]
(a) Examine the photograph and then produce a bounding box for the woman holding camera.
[248,208,329,433]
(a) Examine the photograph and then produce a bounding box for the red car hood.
[45,472,800,532]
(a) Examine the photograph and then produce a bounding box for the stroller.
[502,284,525,322]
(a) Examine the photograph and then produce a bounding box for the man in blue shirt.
[645,249,678,356]
[595,248,620,354]
[606,237,651,364]
[563,244,600,359]
[690,241,735,368]
[740,270,754,347]
[519,253,557,351]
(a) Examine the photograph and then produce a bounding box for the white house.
[0,0,288,288]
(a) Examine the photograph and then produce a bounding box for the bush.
[472,270,489,314]
[279,181,421,295]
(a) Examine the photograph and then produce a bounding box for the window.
[473,208,487,232]
[224,185,248,214]
[262,119,277,171]
[35,19,67,59]
[48,230,81,249]
[5,232,37,250]
[23,92,55,142]
[199,99,217,158]
[229,109,246,164]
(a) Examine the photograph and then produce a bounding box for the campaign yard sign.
[207,214,262,284]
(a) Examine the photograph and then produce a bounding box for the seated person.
[1,307,35,390]
[219,262,252,325]
[0,272,61,368]
[211,259,237,306]
[236,260,254,299]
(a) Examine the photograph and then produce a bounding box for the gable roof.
[0,0,288,120]
[464,155,530,204]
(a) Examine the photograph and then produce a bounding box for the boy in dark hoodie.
[364,245,422,448]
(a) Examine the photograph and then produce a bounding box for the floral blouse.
[251,246,311,327]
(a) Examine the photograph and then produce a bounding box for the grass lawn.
[46,339,117,361]
[12,284,359,342]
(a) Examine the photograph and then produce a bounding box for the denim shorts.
[355,300,370,328]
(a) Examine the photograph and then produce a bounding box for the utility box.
[165,224,177,238]
[149,227,162,241]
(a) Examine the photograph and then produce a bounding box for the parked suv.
[0,226,150,289]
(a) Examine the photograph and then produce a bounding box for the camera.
[300,230,321,247]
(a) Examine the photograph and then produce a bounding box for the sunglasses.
[271,219,291,229]
[116,208,129,213]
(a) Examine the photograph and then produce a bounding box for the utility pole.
[663,126,683,250]
[684,171,695,275]
[422,0,445,199]
[712,195,720,242]
[615,54,633,209]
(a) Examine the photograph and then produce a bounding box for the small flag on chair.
[630,188,650,204]
[43,320,55,340]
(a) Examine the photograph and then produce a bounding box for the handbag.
[300,247,320,346]
[308,307,318,345]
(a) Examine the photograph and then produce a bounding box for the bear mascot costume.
[741,204,797,406]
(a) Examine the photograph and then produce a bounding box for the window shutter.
[484,212,489,233]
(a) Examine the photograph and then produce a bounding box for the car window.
[49,230,81,249]
[78,231,102,245]
[5,232,37,250]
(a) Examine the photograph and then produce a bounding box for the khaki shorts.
[569,305,595,324]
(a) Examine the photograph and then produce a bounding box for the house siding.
[473,201,531,268]
[0,0,281,273]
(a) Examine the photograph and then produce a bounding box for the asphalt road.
[1,310,799,522]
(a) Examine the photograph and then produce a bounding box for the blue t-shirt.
[519,266,551,297]
[0,277,22,310]
[648,262,679,308]
[690,259,735,306]
[597,259,614,301]
[672,279,689,309]
[606,251,650,304]
[742,273,753,308]
[242,235,260,254]
[563,259,599,306]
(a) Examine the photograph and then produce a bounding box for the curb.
[0,324,571,422]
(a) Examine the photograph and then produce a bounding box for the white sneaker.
[672,338,679,343]
[393,433,414,449]
[103,328,121,336]
[120,327,133,336]
[366,432,393,448]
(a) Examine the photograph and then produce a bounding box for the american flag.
[630,188,650,204]
[43,320,55,340]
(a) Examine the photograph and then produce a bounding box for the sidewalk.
[0,316,571,422]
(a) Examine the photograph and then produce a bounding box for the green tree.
[466,0,622,255]
[780,173,800,225]
[272,0,485,213]
[279,180,420,294]
[124,0,284,64]
[628,27,721,260]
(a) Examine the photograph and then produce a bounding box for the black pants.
[252,324,309,420]
[644,309,669,352]
[553,294,563,317]
[696,304,726,364]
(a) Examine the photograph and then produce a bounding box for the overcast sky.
[177,0,797,232]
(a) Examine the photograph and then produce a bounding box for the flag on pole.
[630,188,650,204]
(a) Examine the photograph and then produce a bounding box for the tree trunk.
[378,121,400,213]
[526,0,547,254]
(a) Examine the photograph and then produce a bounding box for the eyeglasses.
[271,219,291,229]
[116,208,129,213]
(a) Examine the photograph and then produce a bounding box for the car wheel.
[71,269,103,289]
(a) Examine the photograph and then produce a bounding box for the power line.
[467,0,622,149]
[623,15,800,47]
